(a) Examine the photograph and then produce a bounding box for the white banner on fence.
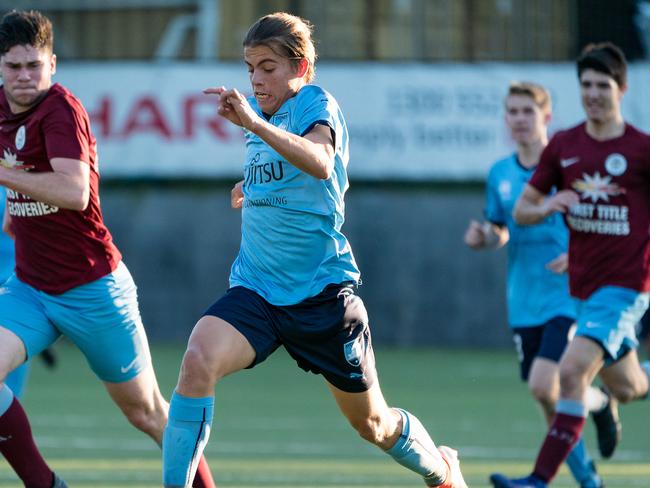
[56,62,650,180]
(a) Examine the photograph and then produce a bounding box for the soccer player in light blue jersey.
[162,12,467,488]
[464,82,617,488]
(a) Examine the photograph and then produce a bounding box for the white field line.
[31,435,649,461]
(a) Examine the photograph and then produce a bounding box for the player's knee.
[529,383,555,408]
[178,347,218,390]
[607,382,640,404]
[558,361,587,395]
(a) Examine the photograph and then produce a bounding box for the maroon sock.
[532,412,586,482]
[0,397,54,488]
[192,454,216,488]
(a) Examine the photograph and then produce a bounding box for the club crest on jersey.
[344,334,367,367]
[604,153,627,176]
[15,125,26,150]
[572,171,625,203]
[0,148,33,170]
[274,112,288,130]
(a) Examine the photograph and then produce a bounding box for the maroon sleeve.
[42,95,91,164]
[529,133,562,194]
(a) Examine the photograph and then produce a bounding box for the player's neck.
[585,116,625,141]
[517,138,546,169]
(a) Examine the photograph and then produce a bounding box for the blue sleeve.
[484,167,505,226]
[295,86,336,137]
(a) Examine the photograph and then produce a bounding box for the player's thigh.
[199,286,279,379]
[528,357,559,402]
[599,348,649,402]
[103,363,165,415]
[0,275,60,379]
[558,336,605,394]
[181,314,257,382]
[45,262,152,383]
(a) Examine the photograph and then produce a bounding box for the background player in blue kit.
[1,185,57,398]
[464,82,618,488]
[0,184,28,396]
[162,11,468,488]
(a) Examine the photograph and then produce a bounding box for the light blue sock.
[565,436,598,485]
[0,384,14,416]
[162,391,214,488]
[386,409,447,486]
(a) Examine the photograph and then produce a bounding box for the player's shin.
[385,409,448,486]
[0,384,56,488]
[533,399,586,483]
[162,391,214,488]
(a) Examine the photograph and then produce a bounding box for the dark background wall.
[101,182,511,348]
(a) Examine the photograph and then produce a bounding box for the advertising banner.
[56,62,650,180]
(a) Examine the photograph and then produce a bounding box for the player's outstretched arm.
[513,184,578,225]
[464,219,509,250]
[205,86,334,180]
[0,158,90,211]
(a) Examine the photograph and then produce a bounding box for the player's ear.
[295,58,309,79]
[50,53,57,76]
[544,110,552,125]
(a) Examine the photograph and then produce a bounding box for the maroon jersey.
[0,83,121,294]
[530,122,650,299]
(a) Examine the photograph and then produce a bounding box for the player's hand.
[464,220,487,249]
[204,86,260,131]
[541,190,579,216]
[546,252,568,274]
[231,180,244,209]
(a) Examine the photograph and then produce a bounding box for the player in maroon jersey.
[0,10,215,488]
[490,43,650,488]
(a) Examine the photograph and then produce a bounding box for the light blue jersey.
[0,186,15,282]
[485,154,576,327]
[230,84,360,305]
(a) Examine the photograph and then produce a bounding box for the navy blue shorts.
[203,283,376,393]
[512,316,574,381]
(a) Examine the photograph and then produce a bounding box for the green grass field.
[1,343,648,487]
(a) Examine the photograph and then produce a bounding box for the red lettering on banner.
[88,96,111,138]
[183,95,230,140]
[86,94,242,141]
[122,97,173,139]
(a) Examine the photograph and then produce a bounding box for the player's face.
[1,44,56,114]
[579,69,623,124]
[504,94,547,146]
[244,44,305,115]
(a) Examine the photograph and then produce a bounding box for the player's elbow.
[67,188,90,211]
[314,160,333,180]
